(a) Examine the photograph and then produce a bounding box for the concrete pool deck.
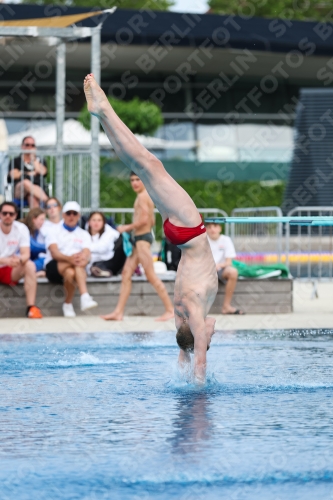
[0,282,332,334]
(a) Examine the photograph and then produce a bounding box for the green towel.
[232,260,290,278]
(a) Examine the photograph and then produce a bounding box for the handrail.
[205,216,333,224]
[286,206,333,279]
[230,206,283,262]
[231,206,283,216]
[7,149,93,155]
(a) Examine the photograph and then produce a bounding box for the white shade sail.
[197,124,294,162]
[0,119,8,151]
[7,119,197,151]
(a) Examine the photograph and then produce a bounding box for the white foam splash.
[55,352,127,367]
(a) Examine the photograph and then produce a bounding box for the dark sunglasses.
[23,143,36,147]
[47,203,59,209]
[65,211,78,216]
[1,211,16,216]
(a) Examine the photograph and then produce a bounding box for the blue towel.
[30,236,46,261]
[33,257,45,272]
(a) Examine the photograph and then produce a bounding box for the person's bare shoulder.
[137,190,154,210]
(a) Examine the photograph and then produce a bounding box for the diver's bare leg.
[83,74,200,227]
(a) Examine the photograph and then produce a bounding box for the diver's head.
[176,322,210,352]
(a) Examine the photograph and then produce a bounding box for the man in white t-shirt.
[0,201,43,318]
[206,222,244,315]
[45,201,98,317]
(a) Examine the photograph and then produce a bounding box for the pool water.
[1,330,333,500]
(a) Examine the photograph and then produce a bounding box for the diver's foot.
[155,310,174,322]
[83,73,108,118]
[101,311,124,321]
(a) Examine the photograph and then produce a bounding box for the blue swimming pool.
[1,329,333,500]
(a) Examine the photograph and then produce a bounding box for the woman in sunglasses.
[43,197,62,235]
[8,136,49,208]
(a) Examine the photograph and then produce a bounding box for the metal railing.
[286,207,333,281]
[95,206,333,283]
[3,149,92,211]
[230,206,283,264]
[4,150,333,285]
[85,207,229,240]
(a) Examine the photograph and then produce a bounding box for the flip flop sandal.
[225,309,245,315]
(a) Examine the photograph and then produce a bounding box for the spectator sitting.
[206,222,245,315]
[87,211,126,277]
[43,197,63,236]
[0,201,43,318]
[24,207,47,278]
[7,136,48,208]
[44,201,98,318]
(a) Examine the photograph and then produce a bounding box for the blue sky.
[171,0,208,13]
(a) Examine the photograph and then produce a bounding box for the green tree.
[100,173,286,224]
[79,96,164,135]
[208,0,332,21]
[22,0,174,8]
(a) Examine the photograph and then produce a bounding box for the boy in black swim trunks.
[102,172,174,321]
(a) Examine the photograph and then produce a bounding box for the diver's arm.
[178,349,191,369]
[188,308,207,384]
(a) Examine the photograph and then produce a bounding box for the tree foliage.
[79,96,164,135]
[208,0,333,21]
[22,0,174,8]
[100,173,286,236]
[100,174,285,213]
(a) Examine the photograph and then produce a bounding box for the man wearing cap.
[44,201,98,317]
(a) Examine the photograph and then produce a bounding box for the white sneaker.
[80,293,98,311]
[62,303,76,318]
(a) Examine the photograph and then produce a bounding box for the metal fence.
[63,203,333,282]
[89,207,229,241]
[230,206,283,264]
[3,151,333,285]
[286,206,333,281]
[2,149,92,212]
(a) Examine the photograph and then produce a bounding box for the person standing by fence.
[102,172,174,321]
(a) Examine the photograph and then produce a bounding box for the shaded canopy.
[0,11,105,28]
